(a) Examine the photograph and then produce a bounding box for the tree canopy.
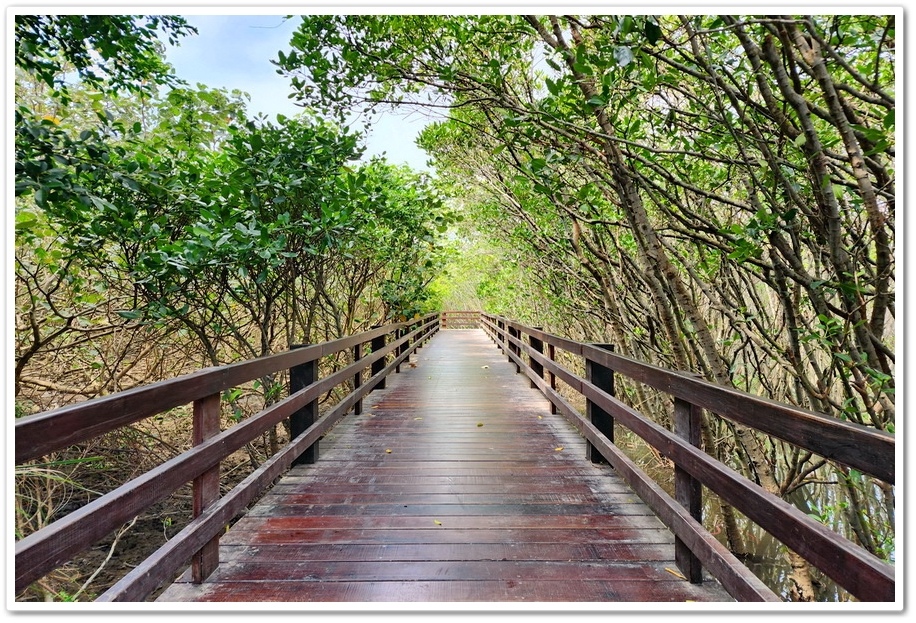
[15,14,455,385]
[278,14,896,599]
[13,13,895,603]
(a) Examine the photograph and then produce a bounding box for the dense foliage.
[278,14,895,600]
[13,14,454,601]
[12,13,895,603]
[15,15,453,406]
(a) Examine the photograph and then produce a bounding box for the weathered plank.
[158,330,732,603]
[159,579,724,602]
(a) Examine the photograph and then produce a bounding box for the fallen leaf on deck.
[665,567,687,580]
[385,449,392,454]
[554,446,564,452]
[477,422,484,427]
[434,519,442,526]
[481,365,489,369]
[414,417,423,420]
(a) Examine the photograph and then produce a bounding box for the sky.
[159,13,437,172]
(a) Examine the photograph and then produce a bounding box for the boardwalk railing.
[440,310,480,329]
[14,310,895,603]
[14,314,440,601]
[479,313,895,602]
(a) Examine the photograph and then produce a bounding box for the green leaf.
[573,45,593,74]
[883,109,895,130]
[15,211,39,233]
[644,20,662,45]
[545,77,559,96]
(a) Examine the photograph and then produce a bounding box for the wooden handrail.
[440,310,480,329]
[479,313,895,602]
[14,311,895,602]
[14,314,440,599]
[15,320,434,464]
[99,324,426,601]
[496,318,894,484]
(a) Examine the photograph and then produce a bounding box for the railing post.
[192,392,220,583]
[496,319,505,350]
[395,327,404,373]
[585,344,615,464]
[371,332,387,390]
[353,342,363,415]
[674,393,704,583]
[547,343,557,414]
[529,328,544,389]
[508,326,521,372]
[290,345,318,465]
[441,312,448,330]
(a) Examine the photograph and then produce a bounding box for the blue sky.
[161,13,435,171]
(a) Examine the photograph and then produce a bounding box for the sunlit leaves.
[14,15,195,98]
[14,14,198,250]
[279,15,536,119]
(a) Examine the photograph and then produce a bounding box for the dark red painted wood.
[495,317,894,484]
[15,315,439,464]
[158,330,733,603]
[161,579,724,602]
[481,315,893,602]
[191,392,221,582]
[25,319,438,599]
[674,395,703,583]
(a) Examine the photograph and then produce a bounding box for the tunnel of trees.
[13,14,895,602]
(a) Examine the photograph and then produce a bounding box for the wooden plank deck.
[157,329,733,603]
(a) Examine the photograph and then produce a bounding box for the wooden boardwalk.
[158,329,732,602]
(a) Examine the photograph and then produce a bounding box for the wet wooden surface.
[158,329,732,602]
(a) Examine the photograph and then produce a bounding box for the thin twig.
[71,515,139,601]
